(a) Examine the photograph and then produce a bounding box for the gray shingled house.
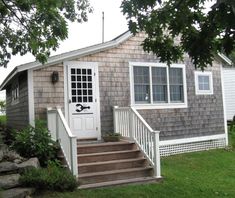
[0,31,231,187]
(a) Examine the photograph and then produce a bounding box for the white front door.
[67,62,100,139]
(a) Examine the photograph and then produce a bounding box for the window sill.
[132,103,188,110]
[195,91,214,95]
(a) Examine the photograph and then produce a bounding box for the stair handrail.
[47,107,78,177]
[113,106,161,178]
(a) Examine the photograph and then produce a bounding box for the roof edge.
[217,53,233,66]
[0,31,132,90]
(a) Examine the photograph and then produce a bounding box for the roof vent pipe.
[102,11,104,43]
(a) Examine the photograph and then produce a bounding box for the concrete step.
[78,177,161,189]
[78,167,153,185]
[77,149,142,164]
[78,157,148,174]
[77,141,136,154]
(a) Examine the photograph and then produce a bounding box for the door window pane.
[133,66,150,103]
[70,68,93,103]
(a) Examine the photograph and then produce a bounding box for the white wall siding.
[222,68,235,120]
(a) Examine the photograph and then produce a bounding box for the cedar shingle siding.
[34,64,64,120]
[6,71,29,129]
[33,33,224,139]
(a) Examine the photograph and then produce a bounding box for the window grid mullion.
[149,66,153,104]
[166,66,170,104]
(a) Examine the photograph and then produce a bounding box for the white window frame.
[11,80,19,105]
[129,62,188,109]
[195,71,213,95]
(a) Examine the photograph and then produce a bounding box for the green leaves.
[121,0,235,69]
[0,0,92,67]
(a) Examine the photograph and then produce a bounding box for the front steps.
[77,140,159,189]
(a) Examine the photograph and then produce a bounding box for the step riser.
[79,169,153,185]
[78,159,148,174]
[77,144,136,154]
[78,151,142,164]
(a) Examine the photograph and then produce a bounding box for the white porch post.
[113,106,119,133]
[70,136,78,176]
[129,107,134,139]
[153,131,161,178]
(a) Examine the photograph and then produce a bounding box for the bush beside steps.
[20,161,78,192]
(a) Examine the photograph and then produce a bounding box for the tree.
[0,0,92,67]
[121,0,235,70]
[229,50,235,64]
[0,100,6,112]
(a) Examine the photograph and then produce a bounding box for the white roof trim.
[218,53,233,66]
[0,31,132,90]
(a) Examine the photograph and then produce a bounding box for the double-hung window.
[131,62,187,109]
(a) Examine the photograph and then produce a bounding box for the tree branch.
[1,0,33,35]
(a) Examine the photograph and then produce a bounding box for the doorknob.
[68,99,72,103]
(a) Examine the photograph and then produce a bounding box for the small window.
[11,81,19,104]
[195,71,213,95]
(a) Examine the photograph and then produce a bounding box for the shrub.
[12,120,59,166]
[19,161,78,191]
[103,132,121,142]
[1,127,16,145]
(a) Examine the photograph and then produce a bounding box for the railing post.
[70,137,78,177]
[153,131,161,178]
[113,106,118,133]
[47,107,57,141]
[129,107,134,139]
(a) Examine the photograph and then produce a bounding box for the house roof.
[0,31,132,90]
[0,30,232,90]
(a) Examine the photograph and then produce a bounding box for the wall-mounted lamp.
[51,71,59,84]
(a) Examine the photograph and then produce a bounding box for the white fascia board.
[0,31,132,90]
[218,53,233,66]
[0,68,18,90]
[19,32,132,72]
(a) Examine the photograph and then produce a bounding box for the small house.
[0,31,230,187]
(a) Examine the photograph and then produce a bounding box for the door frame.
[63,61,101,140]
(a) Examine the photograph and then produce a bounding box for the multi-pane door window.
[195,71,213,95]
[133,64,185,105]
[71,68,93,103]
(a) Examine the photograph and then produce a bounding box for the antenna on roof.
[102,11,104,43]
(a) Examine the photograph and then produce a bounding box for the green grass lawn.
[35,130,235,198]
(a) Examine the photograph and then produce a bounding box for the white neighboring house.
[222,65,235,121]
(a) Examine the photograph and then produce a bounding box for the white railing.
[113,106,161,178]
[47,107,78,177]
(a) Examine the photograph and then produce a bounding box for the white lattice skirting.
[159,136,226,157]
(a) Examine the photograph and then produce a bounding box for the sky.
[0,0,128,100]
